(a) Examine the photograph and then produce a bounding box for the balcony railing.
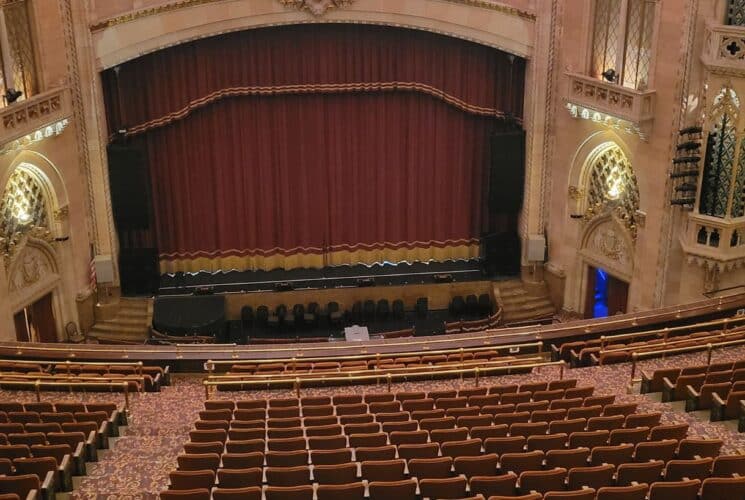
[702,22,745,74]
[564,73,656,139]
[0,86,72,147]
[681,212,745,264]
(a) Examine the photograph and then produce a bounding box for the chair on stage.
[292,305,305,328]
[328,302,343,328]
[256,306,269,327]
[364,300,376,322]
[392,300,405,320]
[416,297,428,319]
[450,296,465,318]
[351,302,363,323]
[241,306,253,333]
[304,303,319,327]
[268,305,287,330]
[377,300,390,321]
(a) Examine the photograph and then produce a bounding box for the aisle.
[71,376,204,499]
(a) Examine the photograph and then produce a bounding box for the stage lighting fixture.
[357,277,375,287]
[4,88,22,104]
[434,274,454,283]
[275,282,293,291]
[601,68,617,83]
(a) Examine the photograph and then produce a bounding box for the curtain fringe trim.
[158,241,481,273]
[126,82,519,136]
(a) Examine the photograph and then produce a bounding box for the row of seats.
[0,361,168,391]
[207,382,582,404]
[640,362,745,394]
[662,369,745,402]
[0,399,127,499]
[560,326,745,367]
[225,350,535,376]
[161,466,745,500]
[178,435,725,469]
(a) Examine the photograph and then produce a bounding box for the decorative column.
[520,0,560,281]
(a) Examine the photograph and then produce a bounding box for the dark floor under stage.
[159,259,493,295]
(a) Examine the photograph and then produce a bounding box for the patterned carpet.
[2,344,745,499]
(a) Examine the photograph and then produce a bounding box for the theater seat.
[159,489,210,500]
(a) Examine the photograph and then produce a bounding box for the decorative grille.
[585,145,640,232]
[591,0,622,80]
[0,167,48,240]
[622,0,654,89]
[728,0,745,26]
[2,0,37,99]
[700,87,740,218]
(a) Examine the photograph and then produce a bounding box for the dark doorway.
[585,266,629,319]
[13,293,57,343]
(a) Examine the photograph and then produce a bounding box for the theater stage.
[159,259,489,295]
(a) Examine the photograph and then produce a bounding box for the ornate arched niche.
[6,237,61,314]
[579,214,635,284]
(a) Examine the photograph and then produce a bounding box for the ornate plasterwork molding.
[89,0,535,32]
[278,0,355,16]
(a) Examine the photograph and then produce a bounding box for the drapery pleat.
[102,25,525,272]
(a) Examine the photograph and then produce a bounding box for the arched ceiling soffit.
[91,0,536,70]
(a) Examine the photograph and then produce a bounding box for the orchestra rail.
[204,341,545,374]
[205,356,545,383]
[202,360,568,399]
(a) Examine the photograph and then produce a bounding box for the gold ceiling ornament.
[278,0,355,16]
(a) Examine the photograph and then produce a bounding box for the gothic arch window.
[0,165,50,246]
[0,0,38,106]
[699,86,745,218]
[584,144,640,236]
[591,0,656,90]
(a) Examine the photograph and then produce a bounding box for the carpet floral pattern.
[1,345,744,498]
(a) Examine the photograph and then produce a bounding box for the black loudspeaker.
[107,143,151,230]
[489,128,526,214]
[119,248,159,296]
[482,232,521,276]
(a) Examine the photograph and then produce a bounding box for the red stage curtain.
[102,25,525,272]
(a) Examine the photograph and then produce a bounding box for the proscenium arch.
[91,0,535,69]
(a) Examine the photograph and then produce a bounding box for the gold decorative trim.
[159,241,481,274]
[444,0,535,20]
[278,0,355,16]
[125,81,518,137]
[90,0,535,33]
[90,0,222,32]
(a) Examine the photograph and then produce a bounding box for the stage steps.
[497,280,556,326]
[88,298,152,344]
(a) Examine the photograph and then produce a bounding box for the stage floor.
[159,259,490,295]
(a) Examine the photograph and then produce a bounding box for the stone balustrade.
[0,86,72,148]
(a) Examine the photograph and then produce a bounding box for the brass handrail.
[0,373,145,393]
[0,294,742,359]
[206,356,545,382]
[0,358,145,375]
[598,315,745,349]
[0,380,132,409]
[598,327,744,357]
[628,336,745,383]
[204,341,544,373]
[203,360,567,399]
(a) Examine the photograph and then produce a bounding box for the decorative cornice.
[443,0,535,20]
[278,0,355,16]
[90,0,535,33]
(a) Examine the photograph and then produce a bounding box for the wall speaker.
[526,235,546,262]
[93,255,115,284]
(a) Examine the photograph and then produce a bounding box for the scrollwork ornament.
[277,0,355,16]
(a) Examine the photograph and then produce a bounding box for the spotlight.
[4,88,22,104]
[601,69,618,83]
